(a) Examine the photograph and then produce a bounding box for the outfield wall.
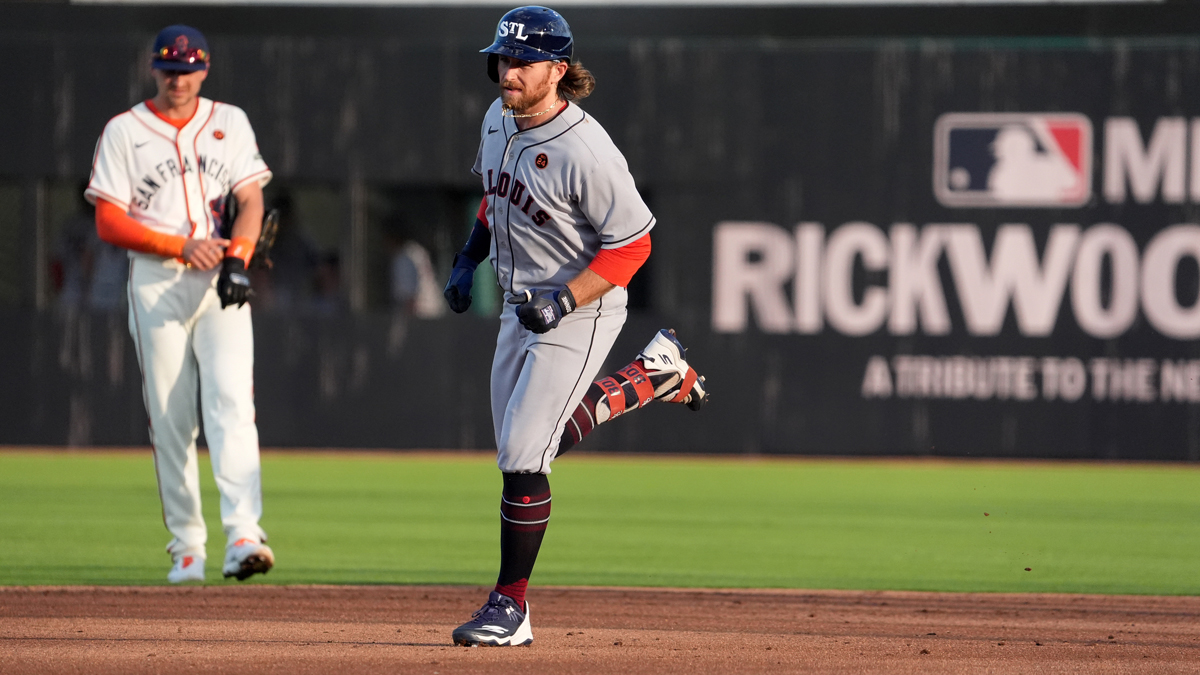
[2,4,1199,459]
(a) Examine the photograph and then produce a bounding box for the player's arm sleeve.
[577,156,656,250]
[84,120,134,211]
[95,199,186,258]
[227,107,272,194]
[457,197,491,264]
[587,233,650,287]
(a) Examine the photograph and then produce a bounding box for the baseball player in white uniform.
[444,6,708,646]
[85,25,275,583]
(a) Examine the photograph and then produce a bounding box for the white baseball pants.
[127,253,266,558]
[492,287,628,474]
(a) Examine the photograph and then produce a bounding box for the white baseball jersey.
[85,97,271,566]
[473,99,654,294]
[475,99,652,474]
[86,97,271,240]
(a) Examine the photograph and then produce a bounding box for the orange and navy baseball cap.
[151,25,210,72]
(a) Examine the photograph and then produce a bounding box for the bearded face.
[498,58,562,113]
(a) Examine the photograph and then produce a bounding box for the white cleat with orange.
[222,538,275,581]
[167,553,205,583]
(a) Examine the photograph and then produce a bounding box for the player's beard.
[501,77,556,114]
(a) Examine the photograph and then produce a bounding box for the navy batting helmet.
[481,6,574,83]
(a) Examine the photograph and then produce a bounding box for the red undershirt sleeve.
[95,199,187,259]
[587,233,651,288]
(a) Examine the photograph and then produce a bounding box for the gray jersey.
[473,99,654,294]
[476,100,651,474]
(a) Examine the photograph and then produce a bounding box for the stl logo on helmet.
[498,21,530,41]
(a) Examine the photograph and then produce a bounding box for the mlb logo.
[933,113,1092,207]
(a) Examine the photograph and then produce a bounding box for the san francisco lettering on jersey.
[132,154,229,210]
[88,98,268,237]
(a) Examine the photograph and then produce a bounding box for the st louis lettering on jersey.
[484,168,553,226]
[472,99,655,294]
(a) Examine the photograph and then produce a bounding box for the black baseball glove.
[249,208,280,271]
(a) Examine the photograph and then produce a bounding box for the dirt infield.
[1,586,1197,674]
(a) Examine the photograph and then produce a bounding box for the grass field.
[1,450,1198,594]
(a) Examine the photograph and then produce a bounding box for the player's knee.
[496,439,550,473]
[496,451,541,474]
[210,389,255,417]
[502,472,549,497]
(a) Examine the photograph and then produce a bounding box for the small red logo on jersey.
[535,153,549,169]
[213,130,225,140]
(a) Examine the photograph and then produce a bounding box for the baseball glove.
[249,208,280,271]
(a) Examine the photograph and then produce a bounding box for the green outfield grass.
[1,450,1197,594]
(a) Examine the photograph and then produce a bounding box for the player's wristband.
[226,236,256,265]
[451,252,479,272]
[554,285,577,316]
[460,218,491,264]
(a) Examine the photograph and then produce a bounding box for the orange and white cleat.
[222,538,274,581]
[168,553,205,583]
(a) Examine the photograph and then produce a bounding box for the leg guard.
[558,329,708,455]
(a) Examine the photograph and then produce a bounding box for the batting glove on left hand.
[444,253,479,314]
[509,287,576,334]
[217,257,253,309]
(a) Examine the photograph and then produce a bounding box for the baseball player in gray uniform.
[443,6,708,647]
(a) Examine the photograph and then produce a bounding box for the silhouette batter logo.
[933,113,1092,208]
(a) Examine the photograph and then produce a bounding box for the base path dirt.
[1,585,1197,674]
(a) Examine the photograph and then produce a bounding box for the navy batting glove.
[444,253,479,314]
[508,286,576,334]
[217,257,252,309]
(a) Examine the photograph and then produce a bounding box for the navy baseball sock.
[495,472,551,608]
[559,357,682,456]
